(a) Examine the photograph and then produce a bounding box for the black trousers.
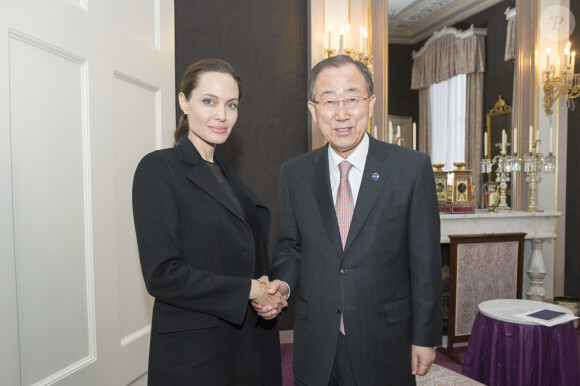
[328,333,357,385]
[294,333,356,386]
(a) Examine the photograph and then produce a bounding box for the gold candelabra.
[325,48,373,74]
[481,143,519,211]
[543,43,580,115]
[523,139,556,212]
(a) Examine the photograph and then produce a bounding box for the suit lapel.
[343,137,392,255]
[178,139,247,225]
[311,146,344,256]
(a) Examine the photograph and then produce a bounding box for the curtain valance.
[411,27,486,90]
[504,8,516,61]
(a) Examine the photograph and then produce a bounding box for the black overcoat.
[132,137,281,385]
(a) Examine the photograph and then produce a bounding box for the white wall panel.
[114,73,156,340]
[113,0,158,49]
[113,72,158,385]
[9,34,95,385]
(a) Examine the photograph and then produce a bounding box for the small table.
[462,299,580,385]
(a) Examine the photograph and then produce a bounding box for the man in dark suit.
[257,55,442,385]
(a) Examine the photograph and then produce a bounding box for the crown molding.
[389,0,502,45]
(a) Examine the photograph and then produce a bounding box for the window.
[430,74,466,168]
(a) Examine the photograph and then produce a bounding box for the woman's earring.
[183,111,188,115]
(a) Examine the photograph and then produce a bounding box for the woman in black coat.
[132,59,284,385]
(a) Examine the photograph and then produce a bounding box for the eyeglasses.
[312,96,371,111]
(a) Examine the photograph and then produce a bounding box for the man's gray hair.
[307,55,374,101]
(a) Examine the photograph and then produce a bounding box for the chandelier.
[543,42,580,115]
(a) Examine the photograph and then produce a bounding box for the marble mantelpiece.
[439,210,560,301]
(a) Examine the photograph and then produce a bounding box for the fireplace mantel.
[439,210,560,301]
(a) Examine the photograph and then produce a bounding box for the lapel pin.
[372,173,379,180]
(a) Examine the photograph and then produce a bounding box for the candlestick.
[484,132,488,157]
[397,125,401,142]
[513,128,517,153]
[549,127,553,153]
[502,129,506,154]
[328,24,333,50]
[373,125,377,138]
[388,121,393,143]
[339,27,344,54]
[412,123,417,150]
[345,24,350,49]
[529,126,533,153]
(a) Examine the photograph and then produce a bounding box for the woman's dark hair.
[174,59,242,146]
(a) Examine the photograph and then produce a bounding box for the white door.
[0,0,175,384]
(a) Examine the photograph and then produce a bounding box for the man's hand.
[411,345,436,376]
[252,279,289,320]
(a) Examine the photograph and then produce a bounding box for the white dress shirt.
[328,133,369,206]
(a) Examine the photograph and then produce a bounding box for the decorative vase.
[484,182,499,212]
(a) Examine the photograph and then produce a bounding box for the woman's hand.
[252,280,288,319]
[249,275,269,303]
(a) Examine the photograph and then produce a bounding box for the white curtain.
[430,74,466,168]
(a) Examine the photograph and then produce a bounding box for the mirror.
[485,95,512,205]
[486,95,512,163]
[387,0,515,161]
[386,115,414,149]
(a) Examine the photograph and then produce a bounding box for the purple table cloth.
[462,312,580,385]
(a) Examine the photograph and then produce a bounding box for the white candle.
[573,51,576,71]
[339,27,344,53]
[373,125,377,138]
[359,26,364,52]
[484,132,488,157]
[547,48,550,69]
[364,30,369,56]
[513,128,517,154]
[388,121,393,143]
[345,24,350,49]
[529,125,533,153]
[502,129,506,154]
[549,127,553,153]
[397,125,401,142]
[328,24,333,50]
[412,123,417,150]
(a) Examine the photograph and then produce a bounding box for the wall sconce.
[543,42,580,115]
[323,0,373,72]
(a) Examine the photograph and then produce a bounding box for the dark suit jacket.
[271,135,442,385]
[132,138,281,385]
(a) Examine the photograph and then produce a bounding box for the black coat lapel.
[178,139,247,225]
[311,146,343,256]
[343,137,392,255]
[215,153,271,276]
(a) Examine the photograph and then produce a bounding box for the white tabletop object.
[478,299,573,325]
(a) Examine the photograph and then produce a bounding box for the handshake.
[249,276,288,320]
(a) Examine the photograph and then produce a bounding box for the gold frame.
[486,95,512,173]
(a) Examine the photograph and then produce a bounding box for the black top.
[205,160,244,219]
